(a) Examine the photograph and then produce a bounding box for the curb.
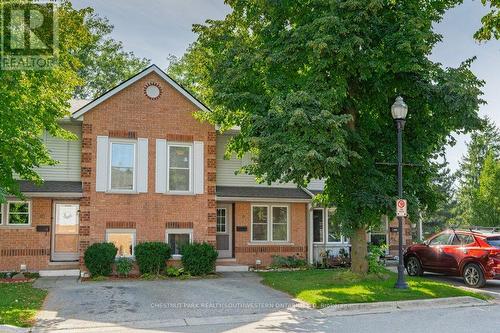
[317,296,492,317]
[0,325,30,333]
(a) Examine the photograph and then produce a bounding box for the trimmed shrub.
[84,242,117,277]
[116,257,134,277]
[181,242,218,276]
[134,242,171,274]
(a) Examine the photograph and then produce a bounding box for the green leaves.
[475,0,500,41]
[169,0,483,234]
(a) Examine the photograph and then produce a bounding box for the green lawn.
[0,283,47,327]
[259,269,487,308]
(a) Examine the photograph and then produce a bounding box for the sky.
[71,0,500,172]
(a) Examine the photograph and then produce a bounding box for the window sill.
[247,242,295,246]
[163,192,195,196]
[0,225,33,230]
[105,191,138,195]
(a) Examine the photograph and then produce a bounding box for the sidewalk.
[29,296,492,333]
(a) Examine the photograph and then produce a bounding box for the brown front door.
[52,202,79,261]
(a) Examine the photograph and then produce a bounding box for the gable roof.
[72,64,210,118]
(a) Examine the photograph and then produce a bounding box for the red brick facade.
[78,72,217,270]
[232,202,308,267]
[0,198,79,271]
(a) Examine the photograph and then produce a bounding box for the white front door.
[52,203,79,261]
[216,204,233,258]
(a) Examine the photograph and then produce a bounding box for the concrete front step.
[39,269,80,277]
[216,265,249,272]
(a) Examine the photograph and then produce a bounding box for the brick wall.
[79,72,217,270]
[0,198,52,271]
[233,202,308,267]
[388,217,413,256]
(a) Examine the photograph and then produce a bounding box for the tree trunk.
[351,227,368,274]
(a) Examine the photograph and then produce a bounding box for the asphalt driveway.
[33,272,299,332]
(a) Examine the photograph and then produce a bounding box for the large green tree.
[0,1,93,201]
[455,118,500,224]
[169,0,483,273]
[73,12,149,99]
[470,151,500,226]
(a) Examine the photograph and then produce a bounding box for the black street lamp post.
[391,96,409,290]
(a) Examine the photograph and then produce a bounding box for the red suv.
[404,228,500,288]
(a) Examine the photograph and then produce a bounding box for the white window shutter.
[137,138,148,193]
[155,139,167,193]
[95,136,109,192]
[193,141,204,194]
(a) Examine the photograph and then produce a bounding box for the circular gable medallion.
[144,82,162,100]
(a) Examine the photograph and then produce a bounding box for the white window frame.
[251,204,290,243]
[312,208,325,244]
[105,229,136,258]
[216,208,227,234]
[108,139,137,193]
[0,203,3,225]
[326,208,347,244]
[6,200,31,226]
[165,228,193,259]
[167,143,193,194]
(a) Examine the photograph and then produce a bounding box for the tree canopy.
[73,11,149,99]
[0,0,148,201]
[454,118,500,224]
[470,151,500,226]
[169,0,484,273]
[475,0,500,41]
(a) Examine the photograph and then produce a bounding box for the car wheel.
[463,263,486,288]
[406,256,423,276]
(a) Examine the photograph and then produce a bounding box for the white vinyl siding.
[216,134,325,191]
[35,124,82,181]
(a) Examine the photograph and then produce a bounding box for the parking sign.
[396,199,407,217]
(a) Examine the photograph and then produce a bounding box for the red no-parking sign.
[396,199,407,217]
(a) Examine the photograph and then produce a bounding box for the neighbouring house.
[0,65,413,275]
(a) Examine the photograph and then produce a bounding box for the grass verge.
[259,269,488,308]
[0,283,47,327]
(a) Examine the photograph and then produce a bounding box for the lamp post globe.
[391,96,408,120]
[393,96,409,290]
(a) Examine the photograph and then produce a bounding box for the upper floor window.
[109,141,136,191]
[7,201,31,225]
[168,144,192,192]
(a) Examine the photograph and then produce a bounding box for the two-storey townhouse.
[0,65,411,275]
